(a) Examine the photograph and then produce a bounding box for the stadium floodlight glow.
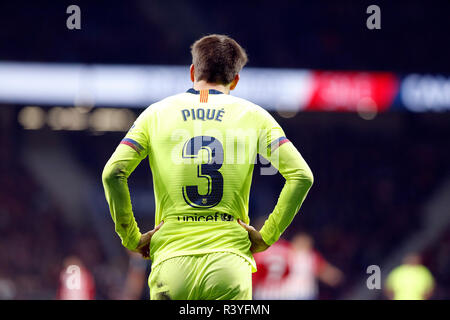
[74,106,93,114]
[1,61,450,112]
[19,105,136,132]
[68,108,89,131]
[356,97,378,120]
[48,107,67,131]
[276,110,298,119]
[47,107,89,131]
[0,62,314,110]
[18,106,46,130]
[89,108,136,132]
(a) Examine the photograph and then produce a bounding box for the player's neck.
[193,81,230,94]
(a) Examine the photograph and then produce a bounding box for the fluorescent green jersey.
[102,88,313,271]
[386,264,435,300]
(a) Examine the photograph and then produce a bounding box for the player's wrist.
[260,228,275,247]
[125,231,142,251]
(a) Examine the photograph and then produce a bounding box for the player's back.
[102,35,313,300]
[137,88,281,270]
[147,88,260,221]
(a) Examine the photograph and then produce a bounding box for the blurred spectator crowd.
[1,0,450,301]
[1,108,449,299]
[1,1,449,73]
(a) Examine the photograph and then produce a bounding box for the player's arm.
[102,142,145,250]
[240,109,313,252]
[102,110,155,255]
[315,252,344,287]
[258,139,314,246]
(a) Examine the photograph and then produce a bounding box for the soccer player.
[252,237,293,299]
[253,233,343,300]
[102,34,314,300]
[57,256,95,300]
[385,253,435,300]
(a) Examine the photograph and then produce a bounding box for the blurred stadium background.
[0,0,449,299]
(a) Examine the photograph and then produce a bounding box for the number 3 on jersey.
[182,136,224,208]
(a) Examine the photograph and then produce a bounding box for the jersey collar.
[186,88,224,95]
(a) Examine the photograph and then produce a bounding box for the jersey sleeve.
[255,108,314,246]
[313,251,327,275]
[385,267,398,291]
[101,109,151,250]
[422,267,435,292]
[256,108,288,161]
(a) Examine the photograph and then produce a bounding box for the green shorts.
[148,252,252,300]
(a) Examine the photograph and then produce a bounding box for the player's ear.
[190,64,195,82]
[229,74,240,91]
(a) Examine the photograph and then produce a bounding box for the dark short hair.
[191,34,248,85]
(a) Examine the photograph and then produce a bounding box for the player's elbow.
[288,166,314,190]
[302,167,314,188]
[102,166,114,187]
[102,163,125,186]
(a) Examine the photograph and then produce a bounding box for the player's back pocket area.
[148,252,252,300]
[200,252,252,300]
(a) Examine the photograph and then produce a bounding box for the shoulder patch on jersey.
[268,136,290,152]
[120,138,144,155]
